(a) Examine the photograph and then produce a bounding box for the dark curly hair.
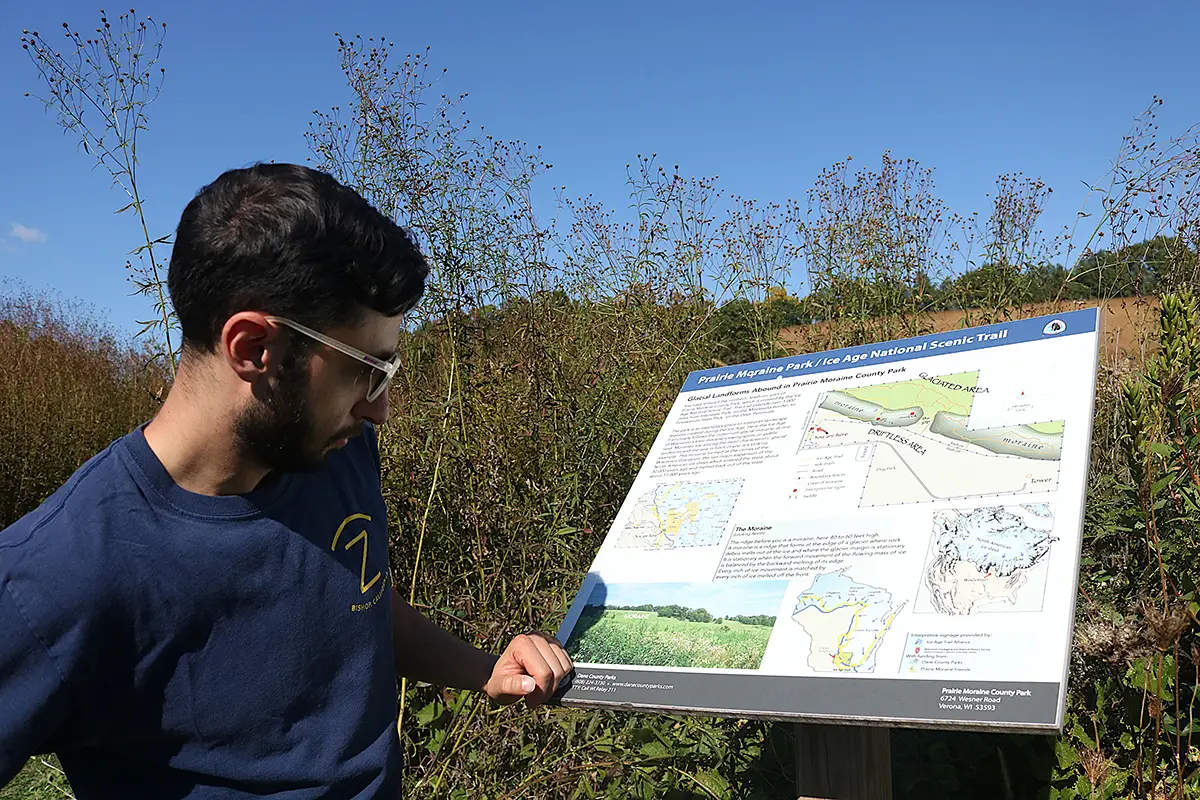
[168,163,429,352]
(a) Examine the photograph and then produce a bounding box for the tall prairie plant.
[1065,290,1200,800]
[789,152,967,347]
[20,9,177,378]
[1065,98,1200,298]
[953,172,1066,323]
[305,35,806,797]
[305,35,552,323]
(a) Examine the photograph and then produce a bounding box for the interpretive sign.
[556,308,1100,732]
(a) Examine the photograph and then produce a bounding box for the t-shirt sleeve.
[0,584,73,785]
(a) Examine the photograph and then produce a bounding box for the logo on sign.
[1042,319,1067,335]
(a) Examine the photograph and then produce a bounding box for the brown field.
[780,296,1160,372]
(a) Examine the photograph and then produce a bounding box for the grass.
[0,284,165,529]
[565,608,773,670]
[1,757,72,800]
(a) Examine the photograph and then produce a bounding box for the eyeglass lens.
[367,369,389,401]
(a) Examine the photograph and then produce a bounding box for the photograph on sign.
[556,307,1100,732]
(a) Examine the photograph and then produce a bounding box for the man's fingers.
[549,636,574,675]
[497,673,536,698]
[521,632,575,707]
[486,632,577,709]
[535,632,574,680]
[525,635,565,699]
[528,633,572,686]
[514,636,557,705]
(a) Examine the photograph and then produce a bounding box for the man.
[0,163,573,798]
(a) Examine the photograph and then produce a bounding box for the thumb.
[494,674,536,698]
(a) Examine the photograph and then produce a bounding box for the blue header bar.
[681,307,1099,393]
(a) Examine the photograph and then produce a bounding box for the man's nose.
[358,388,390,426]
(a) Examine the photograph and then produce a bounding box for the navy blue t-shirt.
[0,422,401,798]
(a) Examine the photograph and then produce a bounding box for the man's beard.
[234,352,331,474]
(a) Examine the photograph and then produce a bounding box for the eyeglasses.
[264,315,399,403]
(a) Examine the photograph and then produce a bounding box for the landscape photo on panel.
[564,580,787,670]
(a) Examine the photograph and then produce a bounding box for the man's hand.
[483,632,573,708]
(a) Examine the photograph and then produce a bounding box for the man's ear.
[220,312,282,384]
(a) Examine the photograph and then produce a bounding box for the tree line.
[602,603,777,627]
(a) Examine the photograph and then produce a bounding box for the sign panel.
[556,308,1100,732]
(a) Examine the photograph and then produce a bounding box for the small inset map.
[799,371,1064,506]
[915,503,1057,615]
[614,479,743,550]
[792,569,906,673]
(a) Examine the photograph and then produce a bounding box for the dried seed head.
[1075,619,1147,664]
[1080,748,1110,788]
[1142,600,1192,651]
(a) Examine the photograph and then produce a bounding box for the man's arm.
[391,588,573,708]
[0,586,72,786]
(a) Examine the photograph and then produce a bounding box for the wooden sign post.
[795,723,892,800]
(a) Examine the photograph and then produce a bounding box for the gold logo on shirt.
[332,513,382,595]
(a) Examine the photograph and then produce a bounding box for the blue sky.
[2,0,1198,341]
[588,579,789,618]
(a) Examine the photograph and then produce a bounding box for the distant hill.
[779,295,1160,371]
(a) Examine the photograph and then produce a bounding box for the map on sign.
[799,370,1064,507]
[792,568,905,673]
[916,504,1057,615]
[614,479,743,550]
[557,308,1100,733]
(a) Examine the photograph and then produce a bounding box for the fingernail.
[521,676,536,693]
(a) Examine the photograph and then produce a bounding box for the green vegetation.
[566,608,772,670]
[8,9,1200,800]
[0,283,165,528]
[604,603,777,628]
[0,755,71,800]
[843,371,981,417]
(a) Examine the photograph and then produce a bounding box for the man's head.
[167,163,428,472]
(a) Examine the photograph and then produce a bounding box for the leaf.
[639,740,670,760]
[572,775,595,800]
[1070,721,1096,750]
[1055,738,1080,768]
[1102,767,1130,797]
[414,700,441,726]
[630,726,658,745]
[690,769,729,798]
[1162,712,1197,736]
